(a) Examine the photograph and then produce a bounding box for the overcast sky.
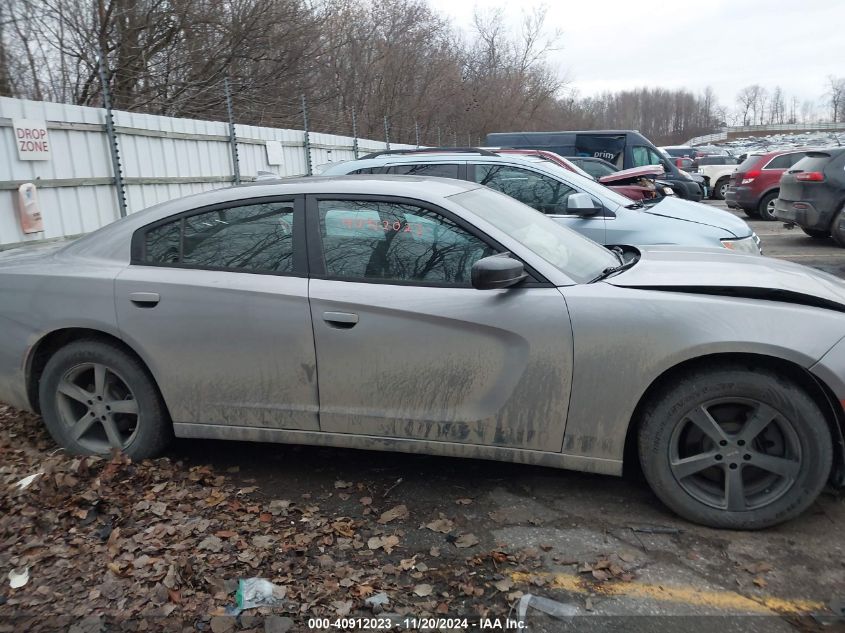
[428,0,845,113]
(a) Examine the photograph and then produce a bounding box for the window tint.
[318,200,494,285]
[143,201,295,273]
[792,154,832,172]
[472,165,575,214]
[145,221,181,264]
[737,155,762,171]
[385,164,460,178]
[350,167,375,175]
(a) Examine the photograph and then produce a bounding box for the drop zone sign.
[13,119,51,160]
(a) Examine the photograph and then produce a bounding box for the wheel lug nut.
[719,440,728,446]
[729,463,738,470]
[743,454,751,460]
[737,440,745,446]
[715,454,723,461]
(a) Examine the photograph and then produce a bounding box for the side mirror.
[471,254,527,290]
[567,192,599,217]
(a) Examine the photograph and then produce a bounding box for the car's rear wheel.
[712,178,729,200]
[757,191,779,221]
[39,340,171,459]
[638,365,831,529]
[802,228,829,239]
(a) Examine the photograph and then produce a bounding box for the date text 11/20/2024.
[306,617,526,629]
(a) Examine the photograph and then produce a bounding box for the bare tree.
[828,75,845,122]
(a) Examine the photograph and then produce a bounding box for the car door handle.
[323,311,358,329]
[129,292,160,307]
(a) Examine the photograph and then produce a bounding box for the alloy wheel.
[54,362,140,453]
[668,398,801,511]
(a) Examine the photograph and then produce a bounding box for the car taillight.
[740,169,760,185]
[796,171,825,182]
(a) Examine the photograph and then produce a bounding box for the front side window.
[142,201,295,273]
[385,164,460,178]
[632,146,666,168]
[472,165,575,214]
[318,200,494,285]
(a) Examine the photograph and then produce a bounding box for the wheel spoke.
[57,379,92,405]
[101,418,124,449]
[108,398,138,415]
[738,403,777,444]
[748,451,800,478]
[725,466,746,511]
[93,364,108,398]
[70,413,96,440]
[686,405,728,445]
[671,452,720,479]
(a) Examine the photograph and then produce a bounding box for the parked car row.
[321,148,760,255]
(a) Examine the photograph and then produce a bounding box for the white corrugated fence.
[0,97,413,248]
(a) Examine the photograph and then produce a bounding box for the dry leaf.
[493,578,513,592]
[335,480,352,489]
[454,533,479,549]
[378,505,409,524]
[413,584,433,597]
[455,498,472,505]
[424,518,454,534]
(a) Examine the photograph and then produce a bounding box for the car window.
[472,164,575,214]
[792,154,831,172]
[143,201,295,273]
[632,146,665,168]
[318,200,495,285]
[764,154,793,169]
[737,155,762,171]
[350,167,375,174]
[385,164,460,178]
[577,160,616,179]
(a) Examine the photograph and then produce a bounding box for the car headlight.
[722,234,762,255]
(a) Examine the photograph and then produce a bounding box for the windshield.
[447,187,619,284]
[516,157,638,208]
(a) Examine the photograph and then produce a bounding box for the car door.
[470,163,607,244]
[306,195,574,452]
[115,196,320,431]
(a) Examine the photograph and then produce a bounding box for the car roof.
[329,152,548,169]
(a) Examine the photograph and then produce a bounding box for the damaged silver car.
[0,176,843,529]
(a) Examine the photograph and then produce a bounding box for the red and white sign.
[13,118,51,161]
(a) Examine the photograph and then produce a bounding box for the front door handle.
[129,292,160,307]
[323,311,358,329]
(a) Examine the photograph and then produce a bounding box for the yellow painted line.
[510,572,825,615]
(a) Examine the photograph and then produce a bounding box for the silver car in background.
[0,176,842,529]
[321,150,762,255]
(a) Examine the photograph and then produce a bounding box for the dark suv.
[775,148,845,244]
[725,149,814,220]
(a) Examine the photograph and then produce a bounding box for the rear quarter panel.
[0,253,122,410]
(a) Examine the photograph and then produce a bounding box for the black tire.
[39,339,171,459]
[801,228,829,240]
[830,207,845,248]
[712,177,729,200]
[757,191,779,221]
[638,364,832,529]
[743,207,759,219]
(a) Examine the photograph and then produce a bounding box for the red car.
[725,148,815,220]
[491,148,665,201]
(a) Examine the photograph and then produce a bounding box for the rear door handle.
[129,292,160,307]
[323,311,358,329]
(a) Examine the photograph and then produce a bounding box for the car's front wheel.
[39,339,171,459]
[638,365,831,529]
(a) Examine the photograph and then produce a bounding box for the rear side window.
[141,201,296,274]
[764,154,796,169]
[385,164,460,178]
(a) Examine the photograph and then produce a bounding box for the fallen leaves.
[454,533,480,549]
[413,583,433,597]
[578,554,636,583]
[367,535,400,554]
[424,518,454,533]
[378,504,409,524]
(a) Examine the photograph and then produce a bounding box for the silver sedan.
[1,176,843,529]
